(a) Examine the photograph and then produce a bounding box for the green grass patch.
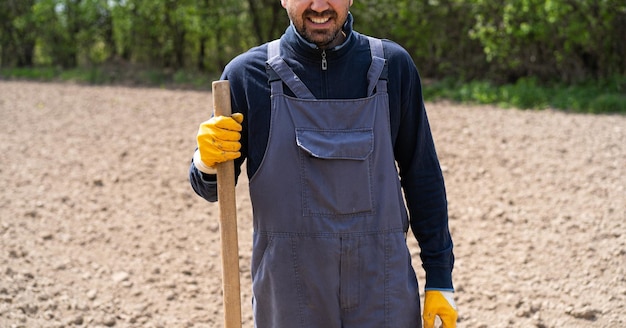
[424,76,626,114]
[0,66,216,90]
[57,67,110,84]
[0,67,61,81]
[2,66,624,114]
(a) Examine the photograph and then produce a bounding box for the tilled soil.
[1,81,624,327]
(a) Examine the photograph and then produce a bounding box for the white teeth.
[311,17,329,24]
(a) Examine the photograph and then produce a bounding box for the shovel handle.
[212,80,242,328]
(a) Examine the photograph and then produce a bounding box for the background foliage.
[1,0,625,112]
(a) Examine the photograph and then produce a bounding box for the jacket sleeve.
[402,108,454,291]
[387,42,454,291]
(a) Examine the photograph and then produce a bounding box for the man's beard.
[297,9,344,48]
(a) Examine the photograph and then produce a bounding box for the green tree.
[1,0,623,84]
[351,0,486,80]
[0,0,37,67]
[469,0,626,83]
[30,0,113,68]
[246,0,289,44]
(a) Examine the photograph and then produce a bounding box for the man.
[189,1,457,327]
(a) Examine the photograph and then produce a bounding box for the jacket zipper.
[321,50,328,70]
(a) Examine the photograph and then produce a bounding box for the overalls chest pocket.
[295,128,374,216]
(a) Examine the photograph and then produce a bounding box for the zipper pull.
[321,50,327,70]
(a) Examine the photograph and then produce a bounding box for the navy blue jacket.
[190,14,454,290]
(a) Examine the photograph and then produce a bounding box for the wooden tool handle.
[212,80,242,328]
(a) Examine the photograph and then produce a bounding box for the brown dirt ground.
[1,81,624,328]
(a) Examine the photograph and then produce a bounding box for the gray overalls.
[248,37,421,328]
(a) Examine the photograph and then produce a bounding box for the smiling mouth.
[310,17,330,24]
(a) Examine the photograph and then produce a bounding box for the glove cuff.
[440,291,456,309]
[426,290,457,309]
[193,150,217,174]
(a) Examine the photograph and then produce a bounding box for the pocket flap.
[296,128,373,160]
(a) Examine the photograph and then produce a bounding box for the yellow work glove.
[423,290,458,328]
[195,113,244,173]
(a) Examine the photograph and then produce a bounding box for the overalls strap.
[366,37,388,96]
[266,40,316,99]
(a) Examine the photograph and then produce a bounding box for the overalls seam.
[291,237,307,328]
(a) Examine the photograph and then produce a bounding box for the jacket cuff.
[424,266,454,291]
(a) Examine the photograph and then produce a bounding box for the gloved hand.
[423,290,458,328]
[195,113,244,173]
